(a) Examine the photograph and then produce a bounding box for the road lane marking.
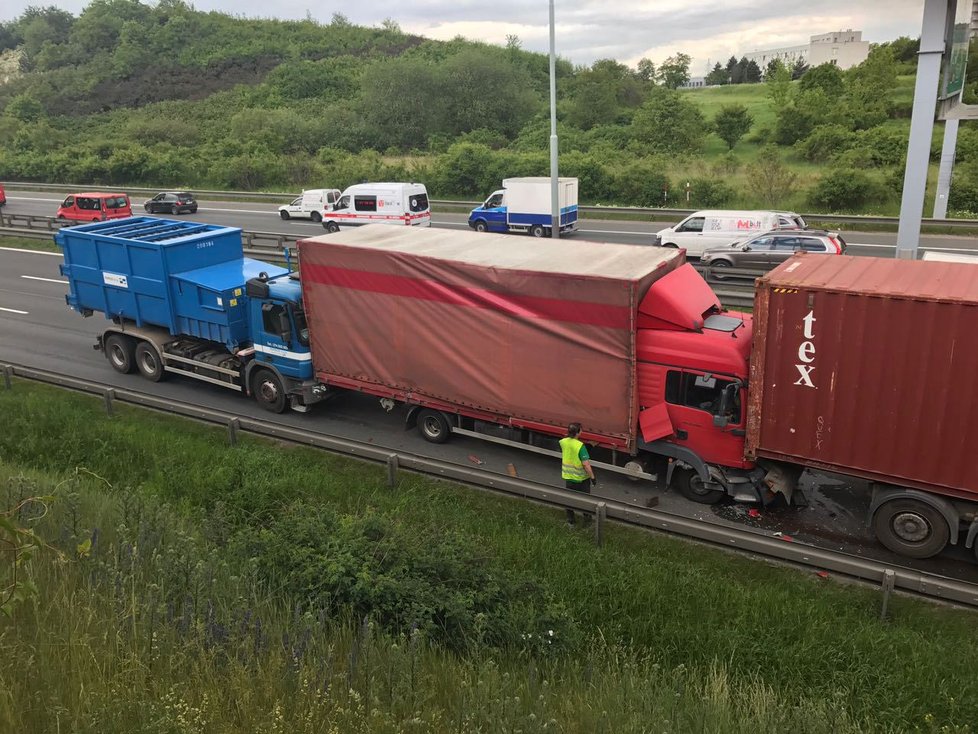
[0,306,28,314]
[21,275,67,284]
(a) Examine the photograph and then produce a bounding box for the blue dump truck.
[57,217,324,413]
[468,177,578,237]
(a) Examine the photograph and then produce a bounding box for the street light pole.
[549,0,559,239]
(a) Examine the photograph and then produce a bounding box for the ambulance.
[321,183,430,232]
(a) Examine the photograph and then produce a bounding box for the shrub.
[688,177,734,207]
[949,160,978,213]
[745,146,797,207]
[711,151,741,176]
[630,86,707,156]
[857,126,908,166]
[797,125,856,162]
[808,168,888,212]
[611,160,672,206]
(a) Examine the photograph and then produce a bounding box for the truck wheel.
[675,468,726,505]
[530,224,545,238]
[280,210,290,220]
[417,408,451,444]
[474,220,488,233]
[324,221,340,233]
[104,334,135,374]
[872,499,950,559]
[311,211,322,222]
[134,341,165,382]
[252,369,287,414]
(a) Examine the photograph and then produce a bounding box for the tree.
[636,57,656,83]
[725,55,738,81]
[745,146,798,206]
[705,62,727,86]
[565,58,644,129]
[765,59,793,107]
[847,45,897,105]
[743,59,762,83]
[730,57,746,84]
[800,63,845,97]
[714,104,753,149]
[657,52,691,89]
[791,58,810,80]
[630,86,707,154]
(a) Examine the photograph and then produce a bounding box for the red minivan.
[57,192,132,222]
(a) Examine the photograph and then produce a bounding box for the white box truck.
[468,177,578,237]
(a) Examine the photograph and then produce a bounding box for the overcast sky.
[1,1,927,71]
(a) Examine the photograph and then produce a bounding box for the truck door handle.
[675,429,688,440]
[731,428,746,437]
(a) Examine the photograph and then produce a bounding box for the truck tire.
[311,211,322,222]
[324,221,340,233]
[252,369,287,414]
[417,408,451,444]
[530,224,545,238]
[104,334,135,374]
[134,341,165,382]
[675,468,726,505]
[474,220,488,233]
[872,498,950,559]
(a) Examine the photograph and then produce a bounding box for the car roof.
[74,192,129,197]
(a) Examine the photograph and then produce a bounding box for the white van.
[279,188,341,222]
[654,210,806,257]
[322,183,430,232]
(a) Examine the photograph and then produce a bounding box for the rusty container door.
[746,254,978,501]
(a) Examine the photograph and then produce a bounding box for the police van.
[321,183,430,232]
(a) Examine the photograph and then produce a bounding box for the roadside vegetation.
[1,379,977,731]
[2,3,978,215]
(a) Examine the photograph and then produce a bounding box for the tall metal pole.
[549,0,560,239]
[896,0,953,258]
[933,118,959,219]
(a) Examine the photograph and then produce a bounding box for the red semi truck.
[295,226,978,561]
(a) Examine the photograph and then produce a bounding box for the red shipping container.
[297,225,683,448]
[746,254,978,501]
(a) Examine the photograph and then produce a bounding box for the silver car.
[700,230,846,274]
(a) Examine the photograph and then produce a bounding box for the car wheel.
[324,221,340,233]
[280,210,291,220]
[708,260,733,280]
[144,204,151,212]
[662,243,679,249]
[190,206,197,213]
[474,220,488,233]
[311,211,322,222]
[169,205,177,215]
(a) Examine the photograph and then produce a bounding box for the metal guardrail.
[2,362,976,610]
[5,181,978,229]
[0,219,764,309]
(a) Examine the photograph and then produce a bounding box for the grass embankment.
[0,234,58,252]
[1,380,976,732]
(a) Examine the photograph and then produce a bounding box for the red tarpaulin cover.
[297,225,684,448]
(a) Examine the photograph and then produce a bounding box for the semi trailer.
[58,219,978,560]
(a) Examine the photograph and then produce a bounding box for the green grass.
[0,234,58,252]
[1,379,977,731]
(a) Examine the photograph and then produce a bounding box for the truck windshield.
[292,305,309,347]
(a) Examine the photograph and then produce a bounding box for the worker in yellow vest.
[559,422,595,526]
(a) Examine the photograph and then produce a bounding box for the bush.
[612,160,672,206]
[630,86,707,156]
[711,151,741,176]
[745,147,797,207]
[949,160,978,213]
[688,177,734,207]
[808,168,888,212]
[857,126,908,166]
[797,125,856,162]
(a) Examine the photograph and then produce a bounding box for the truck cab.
[469,190,507,232]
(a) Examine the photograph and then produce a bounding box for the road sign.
[941,0,972,99]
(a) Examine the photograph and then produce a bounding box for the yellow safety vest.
[559,437,588,481]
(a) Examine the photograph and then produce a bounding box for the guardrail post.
[103,388,115,417]
[880,569,896,621]
[2,365,11,390]
[227,417,240,446]
[594,502,606,548]
[387,453,399,487]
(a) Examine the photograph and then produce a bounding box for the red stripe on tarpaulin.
[302,263,631,329]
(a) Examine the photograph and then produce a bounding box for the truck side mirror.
[713,414,729,428]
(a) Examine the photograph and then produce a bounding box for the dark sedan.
[700,230,846,274]
[144,191,198,215]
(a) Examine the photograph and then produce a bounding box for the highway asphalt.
[1,245,976,582]
[5,192,978,257]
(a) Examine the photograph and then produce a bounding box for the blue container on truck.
[468,177,578,236]
[58,217,322,413]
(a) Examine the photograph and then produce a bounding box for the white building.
[744,30,870,71]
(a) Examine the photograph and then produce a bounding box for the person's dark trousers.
[565,479,591,525]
